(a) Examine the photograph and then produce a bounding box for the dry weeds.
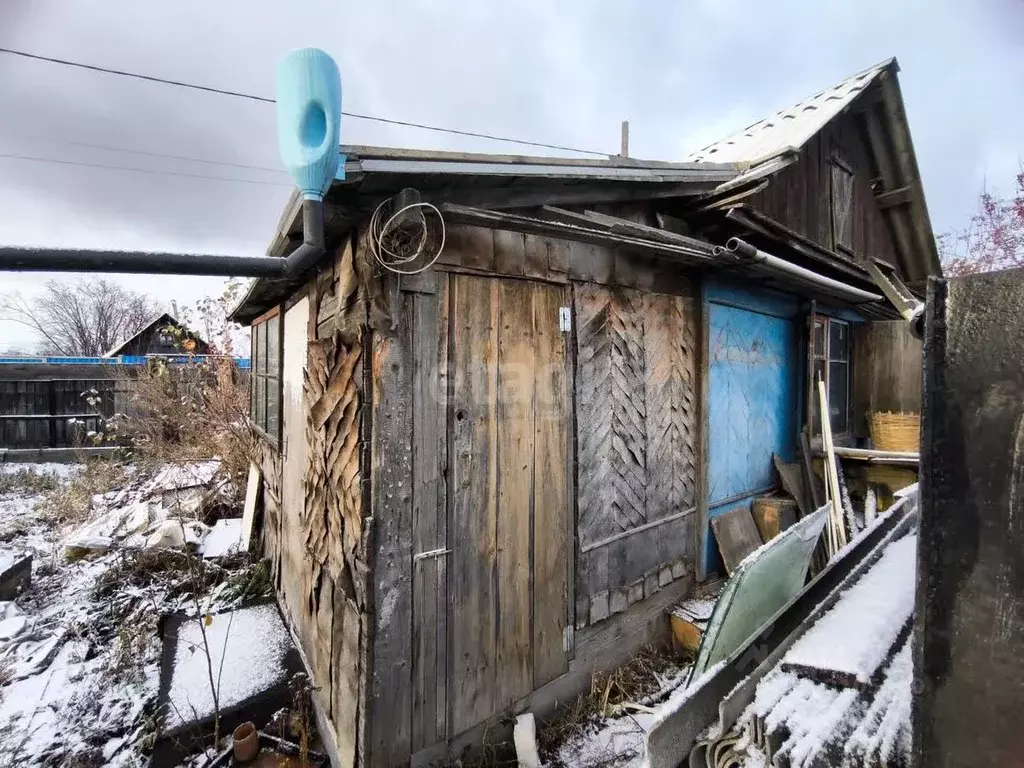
[538,642,688,763]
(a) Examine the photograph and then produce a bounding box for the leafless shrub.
[115,357,256,505]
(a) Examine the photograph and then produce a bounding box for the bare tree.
[939,169,1024,276]
[0,278,157,356]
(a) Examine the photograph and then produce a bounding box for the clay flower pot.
[232,721,259,763]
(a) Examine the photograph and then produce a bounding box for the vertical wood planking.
[495,280,535,708]
[532,283,570,684]
[434,276,449,742]
[410,279,448,750]
[369,290,414,764]
[493,229,526,276]
[574,284,699,617]
[449,276,500,735]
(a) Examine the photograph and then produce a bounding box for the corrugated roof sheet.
[686,59,893,168]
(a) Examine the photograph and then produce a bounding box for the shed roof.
[688,58,940,283]
[687,60,891,168]
[233,58,940,323]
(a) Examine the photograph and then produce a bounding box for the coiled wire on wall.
[368,190,446,275]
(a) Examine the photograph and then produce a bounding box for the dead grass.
[93,548,218,600]
[38,459,131,527]
[0,467,61,496]
[537,643,688,763]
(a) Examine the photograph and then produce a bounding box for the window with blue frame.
[812,316,851,436]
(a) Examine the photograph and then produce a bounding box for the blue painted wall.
[704,280,799,576]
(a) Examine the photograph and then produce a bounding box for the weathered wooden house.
[229,58,937,767]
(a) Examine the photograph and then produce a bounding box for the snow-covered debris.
[781,533,917,685]
[62,459,227,555]
[161,602,294,733]
[201,518,244,559]
[844,636,913,764]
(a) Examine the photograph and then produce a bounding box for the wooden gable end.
[744,111,902,275]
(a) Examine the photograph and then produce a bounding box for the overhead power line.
[0,46,609,157]
[8,134,290,175]
[0,151,294,187]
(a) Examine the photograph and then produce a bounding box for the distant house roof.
[103,312,209,357]
[688,58,939,283]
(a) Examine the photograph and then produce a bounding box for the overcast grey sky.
[1,0,1022,351]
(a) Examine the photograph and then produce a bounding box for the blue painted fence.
[0,355,250,369]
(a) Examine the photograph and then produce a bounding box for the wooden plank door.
[705,300,797,575]
[448,275,570,737]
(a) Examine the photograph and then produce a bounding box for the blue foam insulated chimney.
[276,48,343,200]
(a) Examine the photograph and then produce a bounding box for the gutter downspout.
[715,237,883,303]
[0,200,325,280]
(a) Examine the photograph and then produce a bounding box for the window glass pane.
[255,376,267,431]
[813,319,826,357]
[266,315,280,375]
[251,324,259,374]
[253,323,264,376]
[266,376,280,439]
[249,368,257,422]
[829,321,849,362]
[829,361,849,434]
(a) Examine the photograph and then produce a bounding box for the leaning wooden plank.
[818,379,849,552]
[495,279,535,709]
[239,461,261,553]
[711,507,763,576]
[773,454,810,517]
[532,282,570,686]
[449,276,500,735]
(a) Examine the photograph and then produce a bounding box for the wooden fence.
[0,379,125,449]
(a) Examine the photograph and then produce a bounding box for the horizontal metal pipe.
[715,237,883,303]
[0,246,288,277]
[0,199,325,279]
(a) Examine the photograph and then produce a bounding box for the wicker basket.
[869,411,920,453]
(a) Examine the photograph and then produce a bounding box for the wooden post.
[48,379,56,448]
[620,120,629,158]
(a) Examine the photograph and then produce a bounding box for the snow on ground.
[0,461,269,766]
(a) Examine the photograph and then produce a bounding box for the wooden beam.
[724,206,869,282]
[440,204,717,265]
[875,186,913,210]
[540,206,712,252]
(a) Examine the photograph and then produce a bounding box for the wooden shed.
[229,58,937,767]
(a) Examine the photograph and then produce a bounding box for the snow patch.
[164,602,291,730]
